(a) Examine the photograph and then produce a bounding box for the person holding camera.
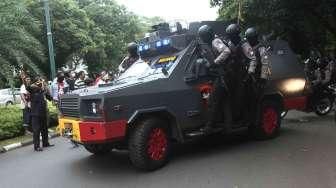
[27,77,54,152]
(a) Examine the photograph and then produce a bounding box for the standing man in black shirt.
[27,77,54,151]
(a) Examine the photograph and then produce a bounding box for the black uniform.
[245,27,271,124]
[304,58,318,82]
[27,84,52,151]
[198,24,256,131]
[314,58,332,87]
[66,78,75,91]
[219,39,255,122]
[118,42,140,74]
[118,55,140,73]
[246,44,271,123]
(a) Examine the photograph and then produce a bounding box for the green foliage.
[48,102,58,127]
[0,104,58,141]
[0,106,24,140]
[25,0,95,75]
[79,0,142,72]
[0,0,45,81]
[0,0,162,81]
[211,0,336,56]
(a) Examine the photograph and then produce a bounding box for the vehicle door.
[182,48,214,128]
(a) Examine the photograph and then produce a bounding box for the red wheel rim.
[147,128,168,161]
[262,107,278,135]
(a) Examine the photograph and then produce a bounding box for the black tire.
[280,110,288,119]
[128,118,171,171]
[253,100,281,140]
[314,97,332,116]
[84,144,112,155]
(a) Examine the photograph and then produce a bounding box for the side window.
[14,89,20,95]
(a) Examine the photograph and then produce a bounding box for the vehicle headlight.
[91,102,97,114]
[83,99,103,116]
[282,78,306,93]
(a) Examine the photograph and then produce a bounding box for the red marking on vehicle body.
[197,83,213,107]
[284,96,307,110]
[79,120,127,143]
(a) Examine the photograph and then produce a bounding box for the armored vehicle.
[58,21,307,171]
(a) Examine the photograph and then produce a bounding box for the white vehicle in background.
[0,88,21,106]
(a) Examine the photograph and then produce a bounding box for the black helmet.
[245,27,258,46]
[226,24,240,36]
[226,24,241,45]
[245,27,258,39]
[127,42,138,56]
[198,25,215,44]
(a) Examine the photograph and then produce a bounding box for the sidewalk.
[0,129,59,153]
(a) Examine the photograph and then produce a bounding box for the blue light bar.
[144,44,150,50]
[138,45,143,52]
[163,39,170,45]
[156,41,162,47]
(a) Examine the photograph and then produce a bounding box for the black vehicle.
[58,21,307,171]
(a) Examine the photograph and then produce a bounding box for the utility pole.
[43,0,56,80]
[237,0,242,25]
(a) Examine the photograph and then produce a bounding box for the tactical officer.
[118,42,140,73]
[222,24,256,123]
[27,77,54,151]
[245,27,271,123]
[304,57,318,82]
[313,57,332,87]
[197,25,231,133]
[197,24,256,133]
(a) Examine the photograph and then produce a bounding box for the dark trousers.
[31,116,49,149]
[22,107,32,131]
[208,78,232,126]
[246,80,266,125]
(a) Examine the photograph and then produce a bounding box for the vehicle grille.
[60,97,80,118]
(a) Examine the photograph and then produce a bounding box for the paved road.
[1,111,336,188]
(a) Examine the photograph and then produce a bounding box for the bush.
[0,103,59,141]
[0,106,24,140]
[48,102,58,128]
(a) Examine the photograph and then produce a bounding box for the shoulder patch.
[212,38,226,52]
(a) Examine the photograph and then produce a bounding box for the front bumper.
[58,118,127,144]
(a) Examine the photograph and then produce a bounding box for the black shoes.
[34,144,54,151]
[34,147,43,152]
[43,143,55,148]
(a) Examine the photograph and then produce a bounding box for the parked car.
[0,88,21,106]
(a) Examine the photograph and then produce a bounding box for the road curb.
[0,132,60,154]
